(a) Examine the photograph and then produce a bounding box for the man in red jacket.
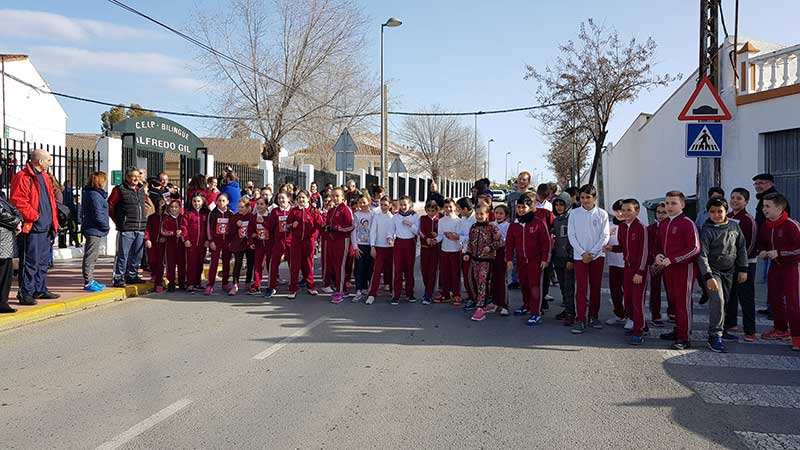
[10,149,60,305]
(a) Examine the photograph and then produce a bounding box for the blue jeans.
[113,231,144,282]
[17,232,52,297]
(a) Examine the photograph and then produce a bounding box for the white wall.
[0,57,66,147]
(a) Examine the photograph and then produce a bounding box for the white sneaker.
[320,286,334,294]
[228,285,239,296]
[352,292,362,303]
[605,317,625,326]
[624,319,634,330]
[365,296,375,305]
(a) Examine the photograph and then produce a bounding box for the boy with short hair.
[727,187,758,341]
[756,193,800,351]
[648,202,669,326]
[697,198,748,353]
[605,199,627,327]
[655,190,701,350]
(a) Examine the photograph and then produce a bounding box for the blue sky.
[2,0,799,182]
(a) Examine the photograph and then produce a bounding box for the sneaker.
[167,284,176,293]
[544,295,554,302]
[463,301,477,312]
[761,329,791,341]
[526,314,542,326]
[320,286,335,294]
[154,285,164,293]
[441,295,453,304]
[792,337,800,351]
[671,341,692,350]
[366,296,375,305]
[483,304,498,314]
[659,331,676,341]
[263,288,275,299]
[288,292,297,300]
[470,308,486,321]
[248,286,260,295]
[33,291,61,300]
[624,319,634,330]
[451,295,462,306]
[630,335,645,346]
[112,280,127,288]
[650,319,665,327]
[83,281,104,292]
[221,284,231,293]
[499,308,510,317]
[204,286,214,296]
[555,310,571,320]
[308,289,319,296]
[721,331,738,341]
[421,296,432,305]
[331,294,344,304]
[571,322,586,334]
[351,292,362,303]
[513,307,530,316]
[708,336,727,352]
[187,286,196,294]
[589,318,603,329]
[605,317,626,326]
[408,296,417,303]
[390,298,400,305]
[433,294,444,304]
[743,334,757,342]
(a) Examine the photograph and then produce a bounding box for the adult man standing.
[10,149,60,305]
[505,171,532,289]
[108,167,147,288]
[427,181,444,209]
[344,179,359,204]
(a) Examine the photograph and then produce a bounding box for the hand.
[402,219,412,226]
[463,254,470,262]
[706,278,720,292]
[767,250,779,260]
[209,242,217,251]
[430,231,438,238]
[184,240,192,248]
[661,257,672,267]
[386,237,394,245]
[483,246,491,254]
[507,261,513,271]
[566,261,573,270]
[292,221,299,228]
[602,245,612,253]
[237,220,243,227]
[581,252,592,264]
[633,274,643,285]
[370,247,377,258]
[758,251,768,260]
[737,272,748,284]
[176,230,182,237]
[145,240,152,249]
[655,254,665,265]
[15,223,21,235]
[354,248,362,258]
[540,261,548,270]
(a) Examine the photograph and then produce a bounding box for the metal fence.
[365,174,379,191]
[122,144,164,179]
[275,166,307,189]
[214,161,264,188]
[314,170,337,189]
[409,177,417,202]
[1,139,101,199]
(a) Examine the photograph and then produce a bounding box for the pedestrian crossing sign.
[686,123,723,158]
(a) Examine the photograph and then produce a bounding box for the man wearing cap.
[752,173,791,317]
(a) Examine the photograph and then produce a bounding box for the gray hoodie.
[697,219,748,279]
[552,193,574,264]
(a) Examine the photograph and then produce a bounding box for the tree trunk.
[586,132,607,186]
[261,139,281,175]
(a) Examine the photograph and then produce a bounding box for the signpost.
[388,157,407,174]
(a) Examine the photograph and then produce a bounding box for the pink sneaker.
[155,285,164,293]
[331,293,344,304]
[204,286,214,296]
[471,308,486,321]
[228,285,238,296]
[483,304,498,314]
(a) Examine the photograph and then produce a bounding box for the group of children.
[141,177,800,353]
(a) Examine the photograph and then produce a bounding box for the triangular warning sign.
[678,76,732,121]
[688,125,720,153]
[333,127,357,153]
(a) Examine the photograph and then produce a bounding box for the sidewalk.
[1,257,155,332]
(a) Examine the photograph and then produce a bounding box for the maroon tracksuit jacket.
[288,206,323,293]
[183,207,208,287]
[419,215,440,298]
[325,203,354,292]
[160,213,187,286]
[267,207,293,289]
[506,214,551,315]
[657,213,700,342]
[206,208,234,287]
[756,212,800,337]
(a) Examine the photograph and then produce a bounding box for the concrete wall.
[0,58,66,147]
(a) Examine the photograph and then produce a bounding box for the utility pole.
[697,0,720,211]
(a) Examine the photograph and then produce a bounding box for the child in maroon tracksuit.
[205,194,234,295]
[228,198,253,296]
[391,196,420,304]
[756,193,800,351]
[160,199,187,292]
[491,205,511,315]
[505,194,551,326]
[419,200,440,305]
[648,203,668,325]
[145,200,167,291]
[288,190,323,298]
[264,192,293,298]
[654,191,700,350]
[606,199,650,344]
[248,197,271,294]
[184,194,209,293]
[326,188,354,304]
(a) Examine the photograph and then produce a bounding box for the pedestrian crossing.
[661,349,800,371]
[734,431,800,450]
[689,381,800,408]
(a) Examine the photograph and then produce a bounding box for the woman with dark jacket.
[0,193,22,313]
[81,172,110,292]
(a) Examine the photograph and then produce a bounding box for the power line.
[336,98,590,119]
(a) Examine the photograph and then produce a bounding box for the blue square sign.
[686,123,723,158]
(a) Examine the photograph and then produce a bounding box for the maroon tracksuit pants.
[768,262,800,337]
[574,257,605,323]
[325,237,349,293]
[519,259,544,315]
[439,251,461,298]
[609,266,626,319]
[185,244,206,287]
[420,245,440,297]
[269,239,291,289]
[393,237,416,298]
[491,247,507,308]
[624,267,649,336]
[289,239,315,293]
[164,238,186,287]
[368,247,393,297]
[148,242,165,286]
[207,247,232,288]
[663,261,696,342]
[649,266,663,320]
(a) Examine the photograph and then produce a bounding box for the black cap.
[752,173,774,182]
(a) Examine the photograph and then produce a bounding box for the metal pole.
[697,0,720,212]
[380,24,386,189]
[504,152,510,186]
[487,139,492,179]
[473,114,478,181]
[1,56,5,144]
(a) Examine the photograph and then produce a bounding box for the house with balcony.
[599,36,800,220]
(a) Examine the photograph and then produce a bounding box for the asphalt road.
[1,266,798,450]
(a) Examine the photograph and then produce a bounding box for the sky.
[1,0,799,183]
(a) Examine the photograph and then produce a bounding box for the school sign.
[112,116,205,158]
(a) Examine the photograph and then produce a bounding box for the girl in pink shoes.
[205,193,234,295]
[228,198,253,296]
[465,205,503,321]
[288,190,323,299]
[248,197,272,295]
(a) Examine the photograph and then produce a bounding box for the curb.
[0,283,155,333]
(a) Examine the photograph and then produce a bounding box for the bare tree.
[536,101,592,187]
[192,0,377,172]
[525,19,679,185]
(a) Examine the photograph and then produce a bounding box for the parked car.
[491,189,506,202]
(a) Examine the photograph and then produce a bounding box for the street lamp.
[380,17,402,189]
[504,151,511,186]
[486,138,494,180]
[516,160,522,176]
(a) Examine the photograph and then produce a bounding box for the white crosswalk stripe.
[689,382,800,408]
[734,431,800,450]
[662,349,800,371]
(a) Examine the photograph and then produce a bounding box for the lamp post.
[516,160,522,176]
[486,138,494,181]
[380,17,402,189]
[504,151,511,186]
